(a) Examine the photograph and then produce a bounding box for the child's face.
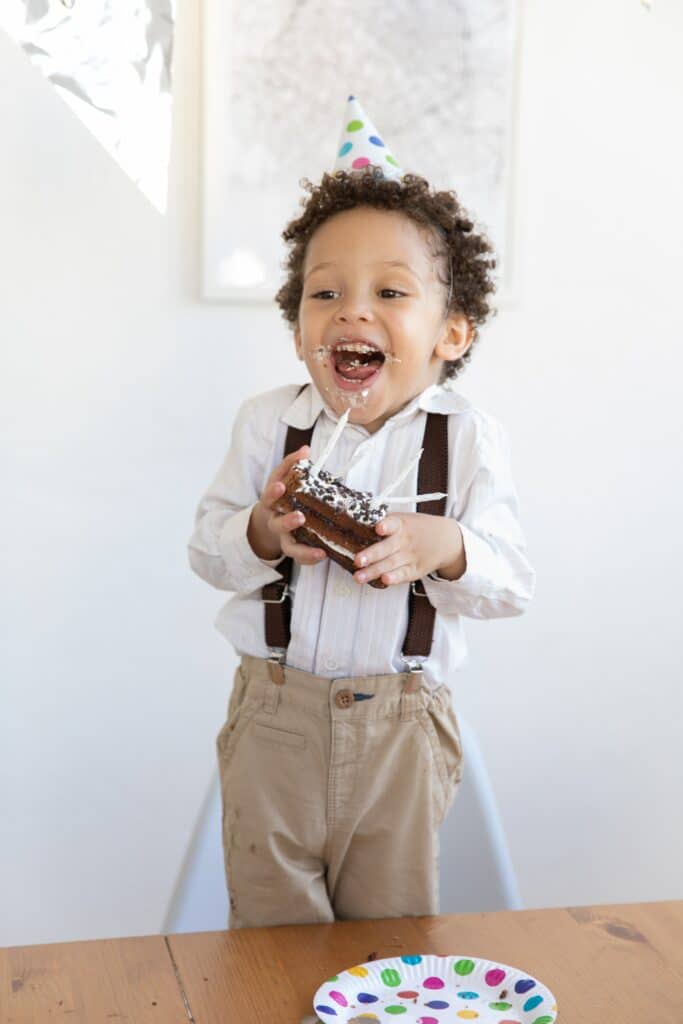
[294,206,471,434]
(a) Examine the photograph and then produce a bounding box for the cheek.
[298,305,325,342]
[298,330,329,369]
[391,312,427,349]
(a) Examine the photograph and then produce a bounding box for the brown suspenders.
[261,419,314,652]
[261,396,448,669]
[402,411,449,657]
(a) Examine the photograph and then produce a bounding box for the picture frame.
[201,0,520,305]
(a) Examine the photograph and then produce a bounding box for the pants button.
[335,689,354,709]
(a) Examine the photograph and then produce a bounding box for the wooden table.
[2,901,682,1023]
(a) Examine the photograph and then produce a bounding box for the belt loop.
[264,652,285,714]
[401,660,425,722]
[267,652,286,686]
[263,680,280,715]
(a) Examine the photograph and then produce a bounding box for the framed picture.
[201,0,519,304]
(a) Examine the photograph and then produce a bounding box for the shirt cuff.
[434,523,498,592]
[422,522,534,618]
[218,504,287,592]
[422,522,501,614]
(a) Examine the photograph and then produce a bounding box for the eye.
[379,288,407,299]
[310,289,338,300]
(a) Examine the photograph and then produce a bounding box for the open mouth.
[330,340,386,390]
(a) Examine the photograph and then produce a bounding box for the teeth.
[335,340,383,355]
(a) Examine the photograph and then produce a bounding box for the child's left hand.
[353,513,466,587]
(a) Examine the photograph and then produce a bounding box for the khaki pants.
[216,654,463,928]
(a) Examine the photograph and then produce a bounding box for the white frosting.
[295,459,387,525]
[303,524,355,560]
[339,387,371,408]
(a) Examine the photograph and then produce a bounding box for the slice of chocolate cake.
[273,407,447,587]
[274,458,389,588]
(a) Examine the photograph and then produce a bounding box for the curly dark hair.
[275,168,497,381]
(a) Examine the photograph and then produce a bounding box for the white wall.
[2,0,682,947]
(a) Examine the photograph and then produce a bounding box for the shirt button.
[335,689,354,710]
[324,656,338,671]
[334,581,351,597]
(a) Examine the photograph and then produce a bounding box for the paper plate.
[313,954,558,1023]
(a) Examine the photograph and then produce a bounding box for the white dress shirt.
[188,381,535,688]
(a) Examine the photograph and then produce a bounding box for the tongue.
[336,356,382,381]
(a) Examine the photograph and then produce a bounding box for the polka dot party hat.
[334,95,403,181]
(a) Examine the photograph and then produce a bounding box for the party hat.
[334,96,403,180]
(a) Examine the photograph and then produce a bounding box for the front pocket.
[418,713,450,816]
[431,697,463,785]
[253,723,306,749]
[216,698,260,766]
[225,663,249,721]
[418,700,464,824]
[216,664,251,757]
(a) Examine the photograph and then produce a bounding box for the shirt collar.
[280,380,472,430]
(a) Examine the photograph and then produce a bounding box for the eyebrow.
[304,260,421,281]
[304,261,334,281]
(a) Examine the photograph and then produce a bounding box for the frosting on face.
[335,386,371,408]
[294,459,387,526]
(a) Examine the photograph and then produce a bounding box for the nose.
[334,295,373,324]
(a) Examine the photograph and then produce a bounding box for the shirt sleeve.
[187,395,287,595]
[422,415,535,619]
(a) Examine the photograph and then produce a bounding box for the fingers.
[281,534,327,565]
[270,507,327,565]
[269,508,305,535]
[354,521,402,570]
[374,515,400,538]
[353,519,407,585]
[354,550,413,586]
[261,446,311,510]
[378,563,414,586]
[260,479,286,510]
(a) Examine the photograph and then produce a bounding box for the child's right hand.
[247,445,327,566]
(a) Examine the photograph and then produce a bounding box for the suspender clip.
[267,651,286,685]
[403,657,426,693]
[404,657,426,673]
[262,582,289,604]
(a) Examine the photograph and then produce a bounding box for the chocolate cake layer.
[292,525,387,589]
[274,461,388,588]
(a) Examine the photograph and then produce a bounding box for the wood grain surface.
[0,935,190,1024]
[2,901,682,1023]
[166,901,683,1023]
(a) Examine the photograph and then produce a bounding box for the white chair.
[163,716,521,933]
[438,716,522,914]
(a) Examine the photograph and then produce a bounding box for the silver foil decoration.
[0,0,174,211]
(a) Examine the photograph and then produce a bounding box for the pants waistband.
[239,654,438,722]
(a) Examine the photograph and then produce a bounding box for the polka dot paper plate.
[313,954,558,1023]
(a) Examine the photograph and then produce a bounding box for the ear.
[434,313,473,363]
[293,324,304,361]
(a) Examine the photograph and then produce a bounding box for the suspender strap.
[262,394,449,660]
[402,411,449,658]
[262,418,314,651]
